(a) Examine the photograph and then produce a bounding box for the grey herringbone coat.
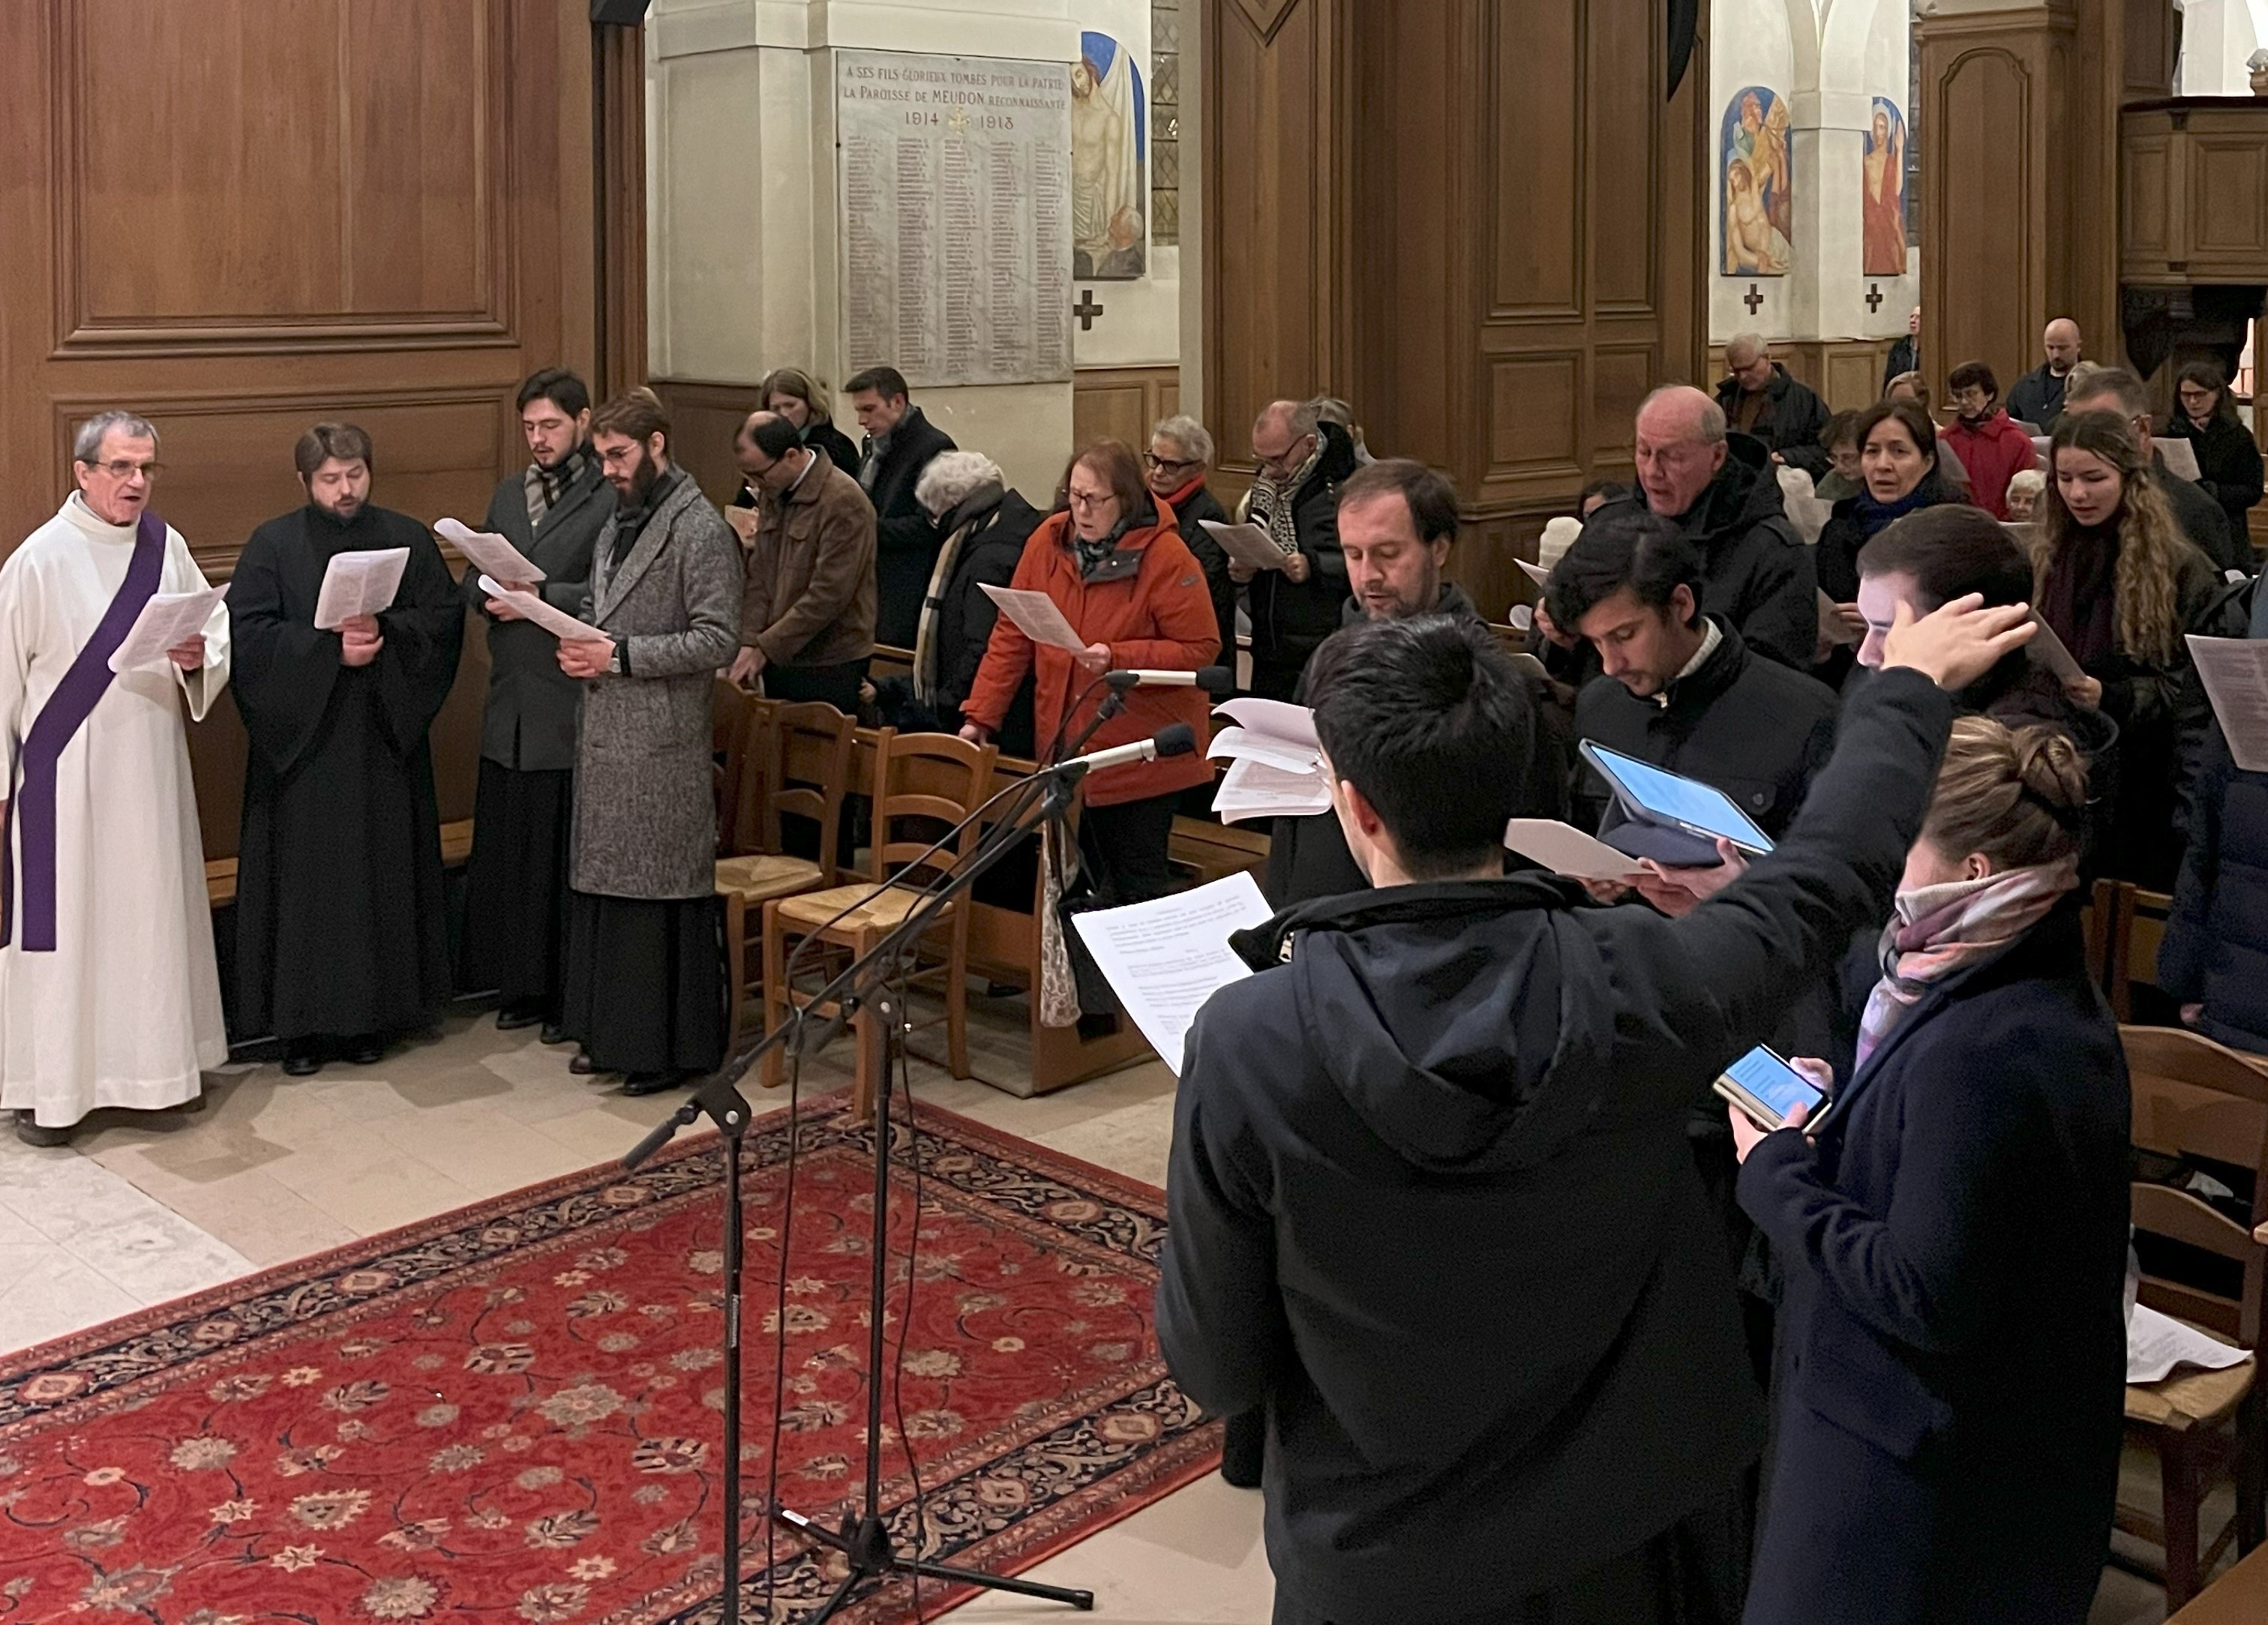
[568,472,743,899]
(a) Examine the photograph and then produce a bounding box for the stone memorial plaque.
[838,51,1074,388]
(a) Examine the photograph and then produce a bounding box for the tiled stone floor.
[0,994,2206,1622]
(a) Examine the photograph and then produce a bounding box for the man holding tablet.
[1158,596,2032,1624]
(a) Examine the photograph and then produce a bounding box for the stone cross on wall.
[1073,290,1105,332]
[1743,283,1764,315]
[1866,283,1884,314]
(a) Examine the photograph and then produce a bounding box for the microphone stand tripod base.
[770,1505,1096,1616]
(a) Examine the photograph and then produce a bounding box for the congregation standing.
[5,318,2266,1624]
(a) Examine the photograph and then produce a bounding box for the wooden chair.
[712,679,763,855]
[2101,883,2177,1022]
[2121,1024,2268,1608]
[760,729,998,1117]
[715,702,856,1043]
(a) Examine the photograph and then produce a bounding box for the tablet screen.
[1582,742,1774,853]
[1724,1046,1824,1120]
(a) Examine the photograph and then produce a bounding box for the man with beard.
[460,369,613,1043]
[555,390,742,1095]
[229,424,464,1075]
[1263,462,1488,904]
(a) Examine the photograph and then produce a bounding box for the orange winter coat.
[961,500,1221,807]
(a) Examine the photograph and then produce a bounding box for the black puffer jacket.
[1600,435,1818,672]
[2164,725,2268,1056]
[931,489,1046,743]
[1713,363,1831,478]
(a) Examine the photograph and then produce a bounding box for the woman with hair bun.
[1734,716,2130,1625]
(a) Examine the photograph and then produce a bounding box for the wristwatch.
[606,643,623,676]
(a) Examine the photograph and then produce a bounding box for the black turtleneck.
[610,466,685,565]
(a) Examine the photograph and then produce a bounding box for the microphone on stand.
[1105,666,1236,696]
[1045,723,1198,780]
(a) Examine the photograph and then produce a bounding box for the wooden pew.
[2168,1539,2268,1620]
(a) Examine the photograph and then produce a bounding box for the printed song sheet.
[980,583,1088,652]
[313,548,410,631]
[2188,635,2268,772]
[1198,520,1290,572]
[1072,873,1274,1074]
[478,575,607,644]
[435,518,544,583]
[108,588,226,674]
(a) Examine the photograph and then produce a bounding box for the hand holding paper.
[479,575,606,645]
[108,587,226,674]
[435,518,544,583]
[1199,520,1290,572]
[314,547,410,631]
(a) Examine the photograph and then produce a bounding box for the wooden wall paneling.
[1072,367,1184,453]
[0,0,612,863]
[1202,0,1352,472]
[1771,340,1899,412]
[595,20,648,400]
[650,379,762,508]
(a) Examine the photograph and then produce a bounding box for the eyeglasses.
[90,459,162,480]
[1143,452,1200,472]
[1067,489,1115,508]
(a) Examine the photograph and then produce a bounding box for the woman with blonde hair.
[1736,716,2127,1625]
[2031,408,2220,883]
[757,366,860,476]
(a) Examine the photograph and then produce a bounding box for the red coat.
[962,502,1222,807]
[1940,409,2038,520]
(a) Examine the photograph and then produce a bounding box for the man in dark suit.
[1157,602,2035,1625]
[846,365,956,649]
[460,369,614,1042]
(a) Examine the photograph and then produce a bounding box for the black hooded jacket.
[1158,667,1955,1621]
[1599,435,1818,671]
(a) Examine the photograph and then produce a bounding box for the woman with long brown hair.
[2031,409,2220,883]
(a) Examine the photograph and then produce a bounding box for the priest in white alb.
[0,411,231,1147]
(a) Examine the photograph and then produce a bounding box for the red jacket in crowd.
[961,499,1222,807]
[1940,409,2038,520]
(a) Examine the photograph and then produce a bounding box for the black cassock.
[227,503,464,1044]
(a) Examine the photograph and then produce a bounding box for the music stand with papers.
[620,753,1127,1622]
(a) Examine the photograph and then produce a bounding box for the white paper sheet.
[1208,726,1323,775]
[1212,757,1334,823]
[2188,634,2268,772]
[1071,873,1275,1073]
[313,547,410,631]
[1504,818,1647,881]
[478,574,608,644]
[1778,464,1832,547]
[2158,437,2203,481]
[435,517,544,583]
[980,583,1089,652]
[2128,1303,2254,1384]
[2029,611,2085,685]
[1517,559,1552,589]
[107,587,226,674]
[1212,697,1320,750]
[1198,520,1290,571]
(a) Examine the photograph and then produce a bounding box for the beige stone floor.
[0,994,2209,1623]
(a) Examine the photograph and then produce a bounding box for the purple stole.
[2,509,168,952]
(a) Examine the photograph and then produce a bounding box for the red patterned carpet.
[0,1099,1220,1623]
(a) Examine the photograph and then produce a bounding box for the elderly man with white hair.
[1590,386,1818,670]
[0,412,231,1145]
[1712,331,1830,476]
[883,449,1046,753]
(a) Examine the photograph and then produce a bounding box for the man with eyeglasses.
[0,411,231,1146]
[1146,415,1236,668]
[1236,398,1360,700]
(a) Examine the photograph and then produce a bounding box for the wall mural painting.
[1072,29,1146,279]
[1864,97,1910,276]
[1720,85,1792,276]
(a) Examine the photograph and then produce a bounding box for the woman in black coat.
[2165,361,2264,559]
[1732,716,2130,1625]
[759,365,863,477]
[1814,400,1966,688]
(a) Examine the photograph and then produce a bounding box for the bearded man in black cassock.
[227,422,464,1076]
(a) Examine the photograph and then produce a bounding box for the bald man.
[1589,386,1817,670]
[1712,332,1829,476]
[2008,319,2082,430]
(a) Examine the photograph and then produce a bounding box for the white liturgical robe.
[0,495,230,1128]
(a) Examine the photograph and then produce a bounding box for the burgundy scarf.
[3,509,166,951]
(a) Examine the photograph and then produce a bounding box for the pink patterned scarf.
[1855,857,2079,1070]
